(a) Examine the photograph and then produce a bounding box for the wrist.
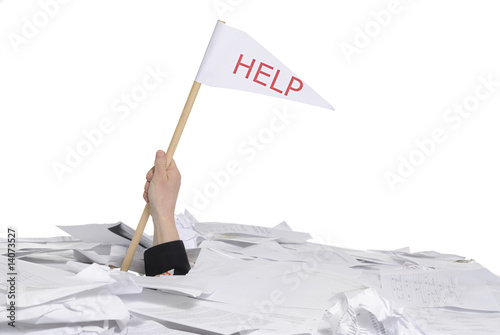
[152,214,180,245]
[151,212,176,228]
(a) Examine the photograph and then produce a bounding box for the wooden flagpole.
[120,81,201,271]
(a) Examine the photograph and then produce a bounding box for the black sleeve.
[144,240,191,276]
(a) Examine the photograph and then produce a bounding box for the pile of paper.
[1,211,499,334]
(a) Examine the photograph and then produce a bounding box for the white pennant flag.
[195,21,334,111]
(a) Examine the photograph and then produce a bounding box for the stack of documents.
[1,211,499,334]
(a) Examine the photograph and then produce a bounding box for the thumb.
[154,150,168,174]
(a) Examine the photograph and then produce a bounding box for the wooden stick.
[121,81,202,271]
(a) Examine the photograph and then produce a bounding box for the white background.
[1,0,499,274]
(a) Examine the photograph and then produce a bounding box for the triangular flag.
[195,21,334,111]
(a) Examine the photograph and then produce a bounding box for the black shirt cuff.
[144,240,191,276]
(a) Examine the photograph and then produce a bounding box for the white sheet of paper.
[0,236,79,243]
[405,306,500,335]
[193,222,311,243]
[0,322,117,334]
[123,289,260,335]
[57,222,152,249]
[203,268,364,310]
[186,247,364,310]
[0,256,108,307]
[272,221,293,231]
[225,241,304,262]
[131,275,212,298]
[123,289,324,335]
[127,316,202,334]
[5,289,129,327]
[73,249,145,274]
[379,268,500,311]
[0,241,99,251]
[18,250,79,264]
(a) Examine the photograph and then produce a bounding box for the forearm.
[152,214,180,246]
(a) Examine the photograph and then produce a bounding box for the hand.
[144,150,181,244]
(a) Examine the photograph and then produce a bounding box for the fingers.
[154,150,167,174]
[167,159,177,171]
[146,157,174,181]
[145,151,180,204]
[167,159,181,179]
[148,154,176,179]
[146,166,154,182]
[143,181,150,202]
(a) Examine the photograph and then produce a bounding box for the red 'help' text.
[233,54,303,96]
